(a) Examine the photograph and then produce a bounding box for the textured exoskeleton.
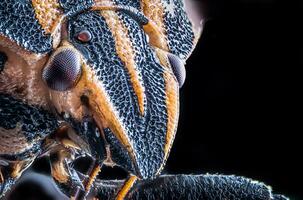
[0,0,287,199]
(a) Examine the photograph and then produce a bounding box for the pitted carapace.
[0,1,287,200]
[0,0,200,199]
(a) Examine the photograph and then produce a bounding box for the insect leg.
[85,175,138,200]
[115,175,137,200]
[73,160,102,200]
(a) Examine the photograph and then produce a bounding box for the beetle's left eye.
[42,49,81,91]
[75,30,92,43]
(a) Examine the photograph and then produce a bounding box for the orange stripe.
[78,62,136,161]
[141,0,168,51]
[47,42,137,165]
[31,0,63,34]
[154,48,179,175]
[100,10,146,115]
[163,69,179,159]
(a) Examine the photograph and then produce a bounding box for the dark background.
[6,0,301,199]
[166,0,300,199]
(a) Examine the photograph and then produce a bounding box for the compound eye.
[42,49,81,91]
[167,53,186,88]
[75,30,92,43]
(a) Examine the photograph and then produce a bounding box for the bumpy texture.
[59,0,93,15]
[31,0,63,34]
[113,0,141,9]
[0,51,7,72]
[116,11,169,177]
[0,94,58,198]
[92,175,289,200]
[1,1,288,200]
[0,176,15,199]
[140,0,196,59]
[68,11,168,178]
[0,0,53,53]
[162,0,195,59]
[104,128,136,175]
[0,94,58,160]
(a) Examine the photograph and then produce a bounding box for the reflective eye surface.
[42,49,81,91]
[75,30,92,43]
[167,53,186,88]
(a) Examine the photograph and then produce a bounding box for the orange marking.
[85,64,134,155]
[50,149,70,183]
[11,160,33,179]
[116,175,137,200]
[154,48,170,68]
[92,0,115,9]
[141,0,168,50]
[47,42,137,166]
[154,48,179,175]
[163,69,179,160]
[32,0,63,34]
[143,21,168,51]
[51,162,69,183]
[101,10,146,115]
[53,125,83,150]
[92,1,168,51]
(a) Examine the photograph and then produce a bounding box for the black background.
[5,0,301,199]
[166,0,300,199]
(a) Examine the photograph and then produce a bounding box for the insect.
[0,0,287,199]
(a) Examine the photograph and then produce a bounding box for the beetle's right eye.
[75,30,92,43]
[167,53,186,88]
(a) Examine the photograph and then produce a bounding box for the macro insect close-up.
[0,0,293,199]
